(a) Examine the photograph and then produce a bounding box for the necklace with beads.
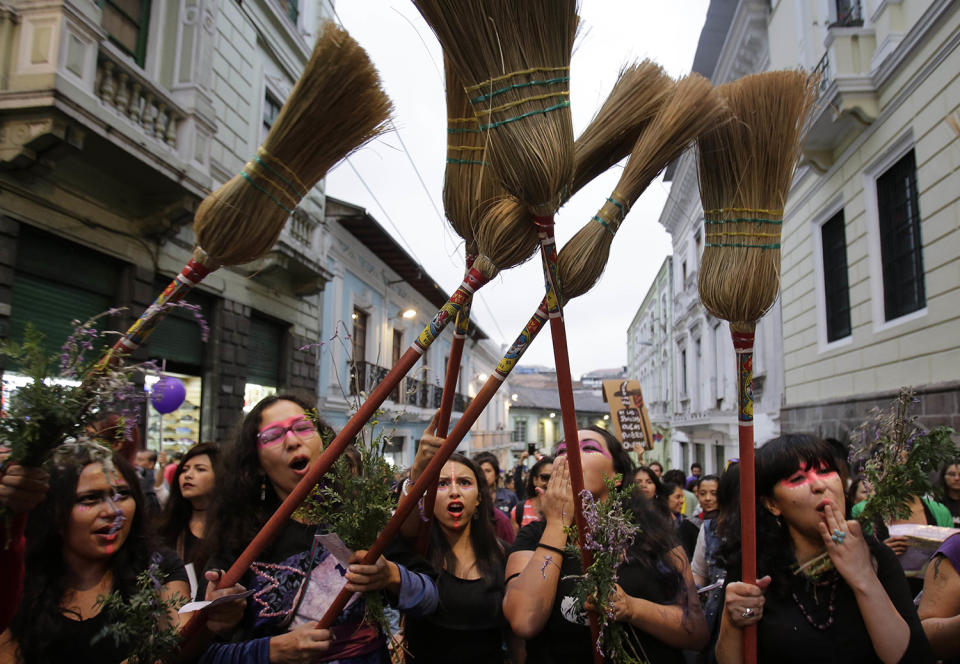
[791,572,839,630]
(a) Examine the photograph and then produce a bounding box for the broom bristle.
[572,60,673,194]
[697,70,817,329]
[472,196,541,279]
[413,0,576,217]
[558,73,725,300]
[443,58,504,248]
[194,21,392,265]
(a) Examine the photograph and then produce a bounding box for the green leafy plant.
[850,387,958,528]
[93,556,187,663]
[565,476,648,664]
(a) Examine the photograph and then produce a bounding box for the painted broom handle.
[317,298,553,628]
[417,257,475,554]
[93,246,218,372]
[179,268,487,644]
[534,216,603,664]
[732,328,757,664]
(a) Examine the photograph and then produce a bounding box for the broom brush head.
[696,70,817,332]
[558,73,725,300]
[471,195,541,280]
[572,60,673,194]
[413,0,576,219]
[194,21,392,266]
[443,57,504,252]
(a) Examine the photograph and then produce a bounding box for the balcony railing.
[348,361,390,396]
[348,362,470,410]
[811,50,832,98]
[831,0,863,28]
[96,43,186,149]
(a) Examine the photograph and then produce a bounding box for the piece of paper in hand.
[178,588,256,614]
[316,532,354,566]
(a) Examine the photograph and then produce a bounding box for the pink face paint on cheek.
[778,467,838,489]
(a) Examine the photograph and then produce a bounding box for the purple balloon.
[151,377,187,414]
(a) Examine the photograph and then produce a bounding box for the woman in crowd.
[401,452,507,663]
[663,481,686,527]
[919,532,960,663]
[939,463,960,528]
[694,474,720,523]
[157,442,218,588]
[0,442,243,662]
[472,452,517,544]
[633,465,663,504]
[201,393,437,663]
[716,434,934,664]
[510,455,554,532]
[504,426,708,663]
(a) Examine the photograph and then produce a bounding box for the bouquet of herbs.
[293,408,398,632]
[849,387,958,528]
[93,554,187,663]
[566,476,647,664]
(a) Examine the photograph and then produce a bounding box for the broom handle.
[316,298,553,628]
[416,305,471,554]
[731,328,757,664]
[93,246,218,371]
[533,217,602,664]
[178,268,487,645]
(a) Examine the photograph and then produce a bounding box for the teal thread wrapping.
[240,171,294,215]
[479,101,571,131]
[446,158,489,166]
[593,215,615,237]
[704,217,782,225]
[704,242,781,249]
[607,197,627,217]
[254,155,306,198]
[469,76,570,103]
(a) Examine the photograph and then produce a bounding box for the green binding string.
[240,171,294,216]
[479,101,570,131]
[704,242,781,249]
[254,155,306,199]
[606,197,627,215]
[469,76,570,104]
[592,215,615,237]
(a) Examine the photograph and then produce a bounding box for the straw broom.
[418,59,506,552]
[100,21,391,369]
[696,70,817,664]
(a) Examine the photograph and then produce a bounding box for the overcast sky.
[324,1,710,378]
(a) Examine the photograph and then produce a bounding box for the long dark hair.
[204,393,335,562]
[156,442,219,565]
[428,453,505,587]
[11,448,153,662]
[524,455,555,498]
[718,434,844,594]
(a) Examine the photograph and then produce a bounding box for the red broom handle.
[316,297,554,627]
[732,329,757,664]
[417,256,475,554]
[533,217,602,664]
[416,320,467,554]
[178,268,486,645]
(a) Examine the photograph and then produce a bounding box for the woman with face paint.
[0,442,246,663]
[157,442,218,591]
[503,426,708,663]
[396,451,507,663]
[715,434,935,664]
[200,394,438,664]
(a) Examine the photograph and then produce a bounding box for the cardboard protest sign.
[602,380,653,452]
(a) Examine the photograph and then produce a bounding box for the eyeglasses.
[257,416,318,447]
[537,473,552,483]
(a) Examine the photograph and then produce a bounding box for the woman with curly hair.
[200,393,438,663]
[504,426,708,663]
[0,442,243,663]
[716,434,934,664]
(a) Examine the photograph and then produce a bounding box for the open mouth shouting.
[447,501,464,518]
[289,454,311,475]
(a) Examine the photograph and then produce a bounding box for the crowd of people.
[1,392,959,663]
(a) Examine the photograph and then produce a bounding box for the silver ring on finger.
[741,607,755,619]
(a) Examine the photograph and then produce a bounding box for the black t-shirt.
[756,542,934,664]
[510,520,684,664]
[942,495,960,528]
[47,548,188,664]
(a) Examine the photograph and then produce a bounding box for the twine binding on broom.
[703,207,783,250]
[591,193,629,237]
